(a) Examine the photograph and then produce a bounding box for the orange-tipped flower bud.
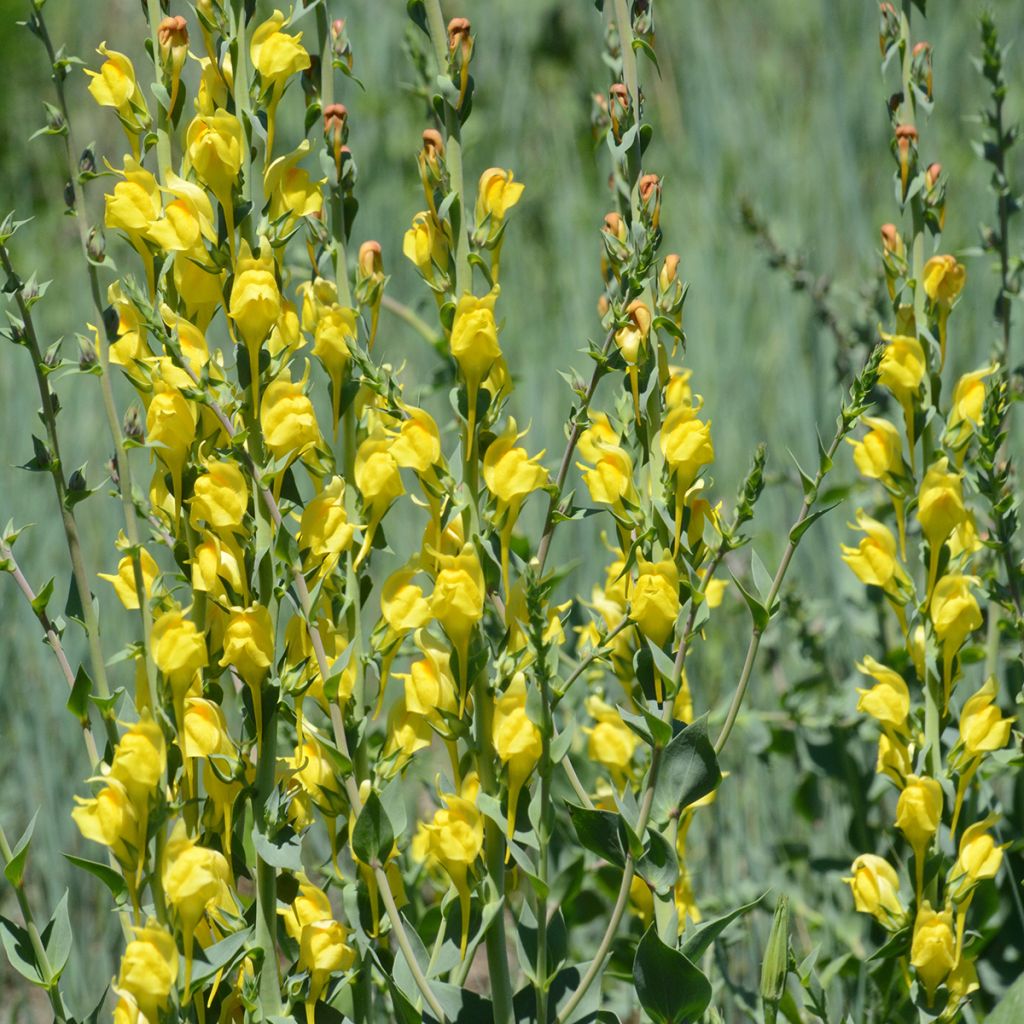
[597,295,610,318]
[894,124,918,198]
[448,17,471,51]
[358,240,383,278]
[660,254,680,293]
[610,82,630,113]
[879,3,899,56]
[603,212,626,243]
[925,162,942,189]
[158,15,189,55]
[880,223,903,256]
[638,173,662,229]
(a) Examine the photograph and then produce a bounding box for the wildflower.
[630,556,680,648]
[931,575,982,701]
[855,656,910,730]
[841,509,910,602]
[311,304,354,430]
[116,922,179,1022]
[845,854,905,928]
[260,370,321,462]
[186,110,244,213]
[152,607,208,692]
[584,695,638,781]
[493,673,542,837]
[190,459,249,532]
[916,458,966,592]
[949,816,1005,899]
[848,416,903,481]
[947,365,996,451]
[299,476,356,576]
[450,290,502,440]
[71,778,141,868]
[910,902,955,1000]
[896,774,943,894]
[109,714,166,807]
[476,167,525,224]
[922,254,966,366]
[958,679,1013,759]
[99,547,158,610]
[229,238,281,405]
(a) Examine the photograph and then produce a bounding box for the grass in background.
[0,0,1019,1019]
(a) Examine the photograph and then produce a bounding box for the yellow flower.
[476,167,525,223]
[878,331,926,404]
[152,608,208,689]
[104,158,161,236]
[910,902,955,999]
[382,695,434,769]
[162,819,231,941]
[419,774,484,957]
[182,698,232,759]
[431,545,485,674]
[280,876,332,942]
[190,459,249,532]
[483,418,548,513]
[71,778,140,866]
[287,737,344,814]
[931,574,982,655]
[947,364,996,449]
[312,304,354,429]
[388,405,443,475]
[380,569,433,635]
[577,412,619,463]
[895,774,943,860]
[229,239,281,396]
[841,509,909,597]
[844,854,905,928]
[299,919,355,1012]
[261,371,321,461]
[117,922,179,1022]
[493,673,542,837]
[916,457,966,553]
[877,732,912,787]
[630,556,680,646]
[923,254,966,305]
[98,547,158,610]
[402,211,448,279]
[584,695,639,778]
[251,10,311,91]
[578,441,637,513]
[265,142,324,226]
[174,250,224,330]
[660,405,714,490]
[847,416,903,480]
[855,656,910,729]
[299,476,356,574]
[958,679,1013,758]
[85,43,148,136]
[191,531,247,602]
[220,604,274,688]
[355,432,404,525]
[110,714,166,806]
[450,290,502,437]
[160,302,212,371]
[186,110,245,207]
[949,816,1005,898]
[615,300,651,418]
[398,632,458,725]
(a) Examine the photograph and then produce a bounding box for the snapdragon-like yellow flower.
[229,239,281,406]
[353,431,404,566]
[72,778,141,868]
[450,290,502,441]
[949,816,1005,899]
[152,606,208,693]
[265,142,324,228]
[116,922,178,1022]
[614,299,651,420]
[300,919,355,1022]
[397,631,458,728]
[584,695,638,781]
[260,369,321,462]
[879,330,926,457]
[85,43,149,148]
[402,210,448,281]
[916,458,966,595]
[251,10,310,156]
[958,678,1013,759]
[910,902,956,1000]
[896,774,943,892]
[190,458,248,533]
[299,476,356,576]
[477,167,525,224]
[947,364,996,451]
[109,714,166,808]
[922,254,966,366]
[431,545,485,695]
[186,109,244,214]
[630,556,680,648]
[312,304,354,431]
[578,440,638,516]
[848,416,903,481]
[930,574,982,700]
[855,655,910,730]
[417,773,483,957]
[220,603,274,739]
[844,853,905,928]
[99,547,158,610]
[493,673,542,837]
[841,509,910,601]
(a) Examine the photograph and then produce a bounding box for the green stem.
[613,0,643,226]
[144,0,173,182]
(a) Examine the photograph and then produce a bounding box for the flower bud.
[358,239,382,279]
[659,253,680,293]
[912,41,933,100]
[447,16,471,52]
[894,123,918,197]
[895,774,943,858]
[759,894,790,1008]
[158,16,189,66]
[880,222,903,257]
[879,3,899,56]
[910,903,955,999]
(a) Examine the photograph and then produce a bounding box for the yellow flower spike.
[116,921,179,1023]
[947,364,997,454]
[219,604,274,742]
[403,210,449,282]
[104,157,161,293]
[250,9,311,157]
[260,366,322,464]
[895,774,943,899]
[583,695,639,784]
[450,290,502,443]
[399,631,459,729]
[922,254,966,368]
[930,575,982,708]
[855,656,910,730]
[910,902,956,1002]
[300,918,356,1024]
[389,404,443,479]
[916,457,967,600]
[279,876,333,943]
[190,458,249,533]
[430,544,485,711]
[482,417,549,594]
[98,547,158,611]
[847,414,907,549]
[152,606,209,738]
[162,819,231,992]
[844,853,906,929]
[265,141,325,229]
[878,330,926,468]
[159,303,211,373]
[493,673,542,838]
[298,476,356,577]
[311,304,354,434]
[614,299,651,422]
[841,509,911,612]
[353,431,405,568]
[958,678,1013,758]
[173,249,224,331]
[186,109,244,243]
[229,238,281,410]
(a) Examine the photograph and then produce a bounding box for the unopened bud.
[880,222,902,255]
[609,82,630,113]
[597,295,610,318]
[68,468,87,494]
[332,18,345,39]
[43,342,60,368]
[659,254,680,292]
[78,335,98,369]
[79,147,96,176]
[63,180,75,210]
[420,128,445,178]
[358,240,382,278]
[638,173,662,229]
[759,894,790,1010]
[603,212,626,243]
[86,227,105,263]
[911,41,933,99]
[447,16,471,52]
[123,405,144,444]
[894,124,918,197]
[323,102,347,137]
[925,162,942,190]
[158,15,189,56]
[878,3,899,56]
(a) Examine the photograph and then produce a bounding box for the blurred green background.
[0,0,1021,1020]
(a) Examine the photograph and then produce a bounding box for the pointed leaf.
[633,924,711,1023]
